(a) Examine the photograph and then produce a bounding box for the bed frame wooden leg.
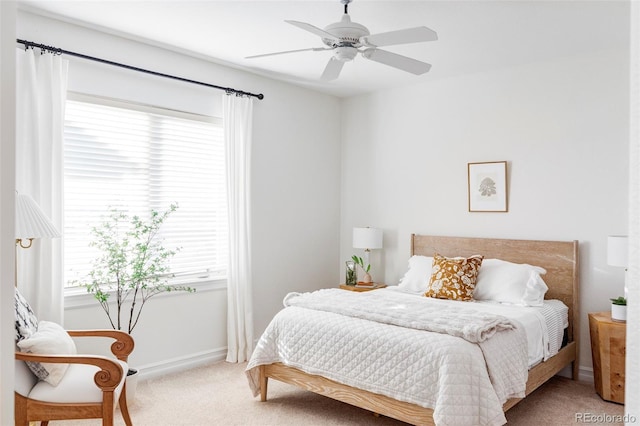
[260,365,269,402]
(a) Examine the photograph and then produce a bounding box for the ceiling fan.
[246,0,437,81]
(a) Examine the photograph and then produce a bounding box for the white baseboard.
[579,365,594,383]
[553,364,594,383]
[135,347,228,381]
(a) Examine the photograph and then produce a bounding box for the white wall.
[1,2,17,422]
[340,46,630,379]
[17,10,342,375]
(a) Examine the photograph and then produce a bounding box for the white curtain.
[224,94,254,363]
[15,48,68,323]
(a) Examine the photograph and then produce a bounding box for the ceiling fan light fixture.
[334,46,358,62]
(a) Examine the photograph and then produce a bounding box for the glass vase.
[345,260,357,286]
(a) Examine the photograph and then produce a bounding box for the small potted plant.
[610,296,627,322]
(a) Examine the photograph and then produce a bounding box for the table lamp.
[352,227,383,282]
[15,192,60,286]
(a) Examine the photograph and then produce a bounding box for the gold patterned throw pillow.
[425,254,484,301]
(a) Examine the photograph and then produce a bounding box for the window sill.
[64,278,227,310]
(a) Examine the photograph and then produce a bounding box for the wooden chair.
[15,329,135,426]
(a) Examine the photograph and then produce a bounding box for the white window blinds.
[63,95,227,287]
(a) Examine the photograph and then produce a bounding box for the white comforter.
[246,289,528,426]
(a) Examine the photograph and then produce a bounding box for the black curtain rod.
[17,39,264,100]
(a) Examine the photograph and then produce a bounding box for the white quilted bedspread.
[246,289,527,426]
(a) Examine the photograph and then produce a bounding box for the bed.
[247,234,579,425]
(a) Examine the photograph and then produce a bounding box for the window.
[63,94,227,287]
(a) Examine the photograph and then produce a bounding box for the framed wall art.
[467,161,508,212]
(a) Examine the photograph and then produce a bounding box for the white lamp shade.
[607,235,628,267]
[352,227,383,250]
[15,193,60,239]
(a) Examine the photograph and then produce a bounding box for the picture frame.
[467,161,508,212]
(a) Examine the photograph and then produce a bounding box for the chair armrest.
[66,329,135,361]
[15,352,124,391]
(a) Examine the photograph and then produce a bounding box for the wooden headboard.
[411,234,580,344]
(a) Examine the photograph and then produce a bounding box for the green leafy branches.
[78,203,195,334]
[351,255,370,273]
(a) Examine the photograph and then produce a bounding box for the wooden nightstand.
[339,283,387,292]
[589,311,626,404]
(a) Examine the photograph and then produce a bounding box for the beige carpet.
[53,361,624,425]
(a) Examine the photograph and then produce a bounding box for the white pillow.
[398,255,433,294]
[474,258,548,306]
[17,320,77,386]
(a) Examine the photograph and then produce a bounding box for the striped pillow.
[15,288,38,342]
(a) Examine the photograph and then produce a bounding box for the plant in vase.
[72,203,195,401]
[610,296,627,322]
[352,255,372,284]
[345,260,357,286]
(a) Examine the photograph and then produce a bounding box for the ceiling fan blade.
[361,26,438,48]
[246,47,329,59]
[285,20,340,43]
[362,48,431,75]
[320,58,345,81]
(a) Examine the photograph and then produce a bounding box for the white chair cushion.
[14,359,38,397]
[28,359,128,404]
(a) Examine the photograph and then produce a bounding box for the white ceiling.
[17,0,630,98]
